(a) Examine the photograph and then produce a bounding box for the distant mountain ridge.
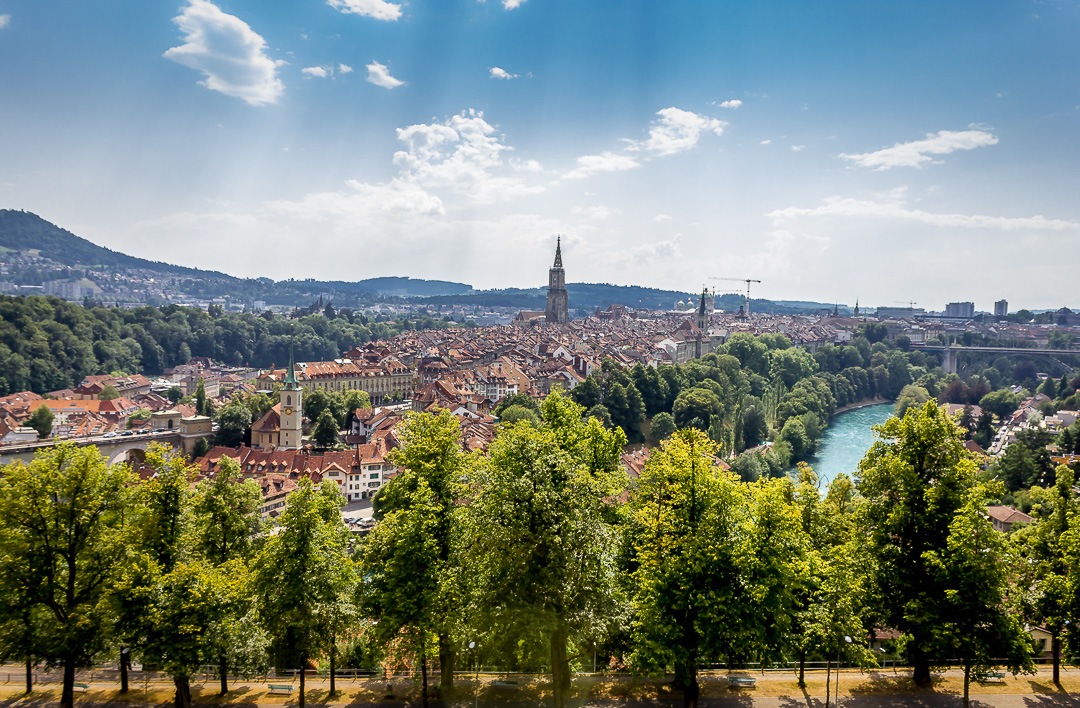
[0,209,846,313]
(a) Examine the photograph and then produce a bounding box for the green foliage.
[649,411,676,441]
[493,392,537,418]
[0,443,133,707]
[99,384,120,401]
[313,409,341,448]
[215,401,252,448]
[500,403,542,427]
[28,405,53,439]
[894,384,930,418]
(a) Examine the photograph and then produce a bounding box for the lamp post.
[833,636,852,707]
[469,641,477,708]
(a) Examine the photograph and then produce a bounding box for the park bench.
[982,672,1006,683]
[73,683,90,692]
[267,684,295,694]
[492,679,519,688]
[727,676,757,688]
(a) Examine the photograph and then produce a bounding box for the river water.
[802,403,895,488]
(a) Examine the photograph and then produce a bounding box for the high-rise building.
[545,236,569,324]
[994,299,1008,318]
[945,302,975,319]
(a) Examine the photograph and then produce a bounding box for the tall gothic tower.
[545,236,569,324]
[278,345,303,450]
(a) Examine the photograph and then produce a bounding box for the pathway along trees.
[858,402,1033,687]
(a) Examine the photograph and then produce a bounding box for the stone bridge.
[0,432,185,467]
[911,344,1079,377]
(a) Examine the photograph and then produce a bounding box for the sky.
[1,0,1079,311]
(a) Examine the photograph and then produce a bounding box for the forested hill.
[0,295,458,395]
[0,209,217,276]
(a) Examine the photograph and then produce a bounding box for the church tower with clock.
[278,346,303,450]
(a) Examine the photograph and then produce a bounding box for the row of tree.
[5,395,1076,708]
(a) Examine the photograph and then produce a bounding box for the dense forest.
[0,295,459,394]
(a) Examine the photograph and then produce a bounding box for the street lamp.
[469,641,477,708]
[833,636,852,707]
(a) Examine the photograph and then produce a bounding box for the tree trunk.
[682,660,698,708]
[120,648,128,693]
[439,632,456,693]
[420,630,429,708]
[550,625,570,708]
[911,646,931,685]
[963,655,970,708]
[61,660,75,708]
[330,641,336,696]
[299,661,306,708]
[825,658,831,708]
[25,655,32,694]
[798,650,805,688]
[1053,631,1061,685]
[173,674,192,708]
[219,653,228,695]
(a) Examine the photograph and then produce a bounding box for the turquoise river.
[802,403,895,488]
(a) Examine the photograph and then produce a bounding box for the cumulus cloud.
[718,99,742,109]
[338,63,354,73]
[0,14,11,29]
[839,129,999,170]
[327,0,402,21]
[627,107,726,156]
[302,66,330,78]
[653,214,672,223]
[503,0,527,8]
[163,0,283,106]
[563,152,641,180]
[489,66,518,80]
[791,145,806,152]
[767,194,1078,231]
[366,61,404,88]
[630,234,682,263]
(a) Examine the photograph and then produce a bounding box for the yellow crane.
[710,277,762,315]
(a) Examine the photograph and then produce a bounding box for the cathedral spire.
[553,236,563,269]
[283,337,300,390]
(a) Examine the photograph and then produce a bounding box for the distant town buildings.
[945,302,975,319]
[995,299,1009,318]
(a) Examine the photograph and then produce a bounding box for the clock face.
[284,407,294,416]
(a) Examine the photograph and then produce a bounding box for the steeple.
[283,340,300,391]
[545,235,569,324]
[553,236,563,269]
[854,299,860,318]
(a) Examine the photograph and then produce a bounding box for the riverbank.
[833,396,890,416]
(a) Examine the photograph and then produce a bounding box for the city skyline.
[1,0,1079,308]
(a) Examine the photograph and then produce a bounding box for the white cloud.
[791,145,806,152]
[630,234,682,263]
[302,66,330,78]
[563,152,641,180]
[0,14,11,29]
[653,214,671,223]
[327,0,402,21]
[767,194,1078,231]
[163,0,283,106]
[573,205,612,220]
[718,99,742,109]
[338,63,354,73]
[760,139,771,145]
[366,61,404,89]
[489,66,519,80]
[627,107,727,156]
[839,129,999,170]
[503,0,527,8]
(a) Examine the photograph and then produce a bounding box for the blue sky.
[1,0,1078,310]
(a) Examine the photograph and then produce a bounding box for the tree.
[190,456,267,694]
[304,388,345,429]
[672,388,721,431]
[254,480,352,708]
[195,378,206,415]
[168,385,183,403]
[99,384,120,401]
[980,389,1021,421]
[0,443,133,708]
[313,409,340,448]
[650,411,676,441]
[493,392,537,418]
[465,391,626,708]
[361,410,470,695]
[894,384,930,418]
[342,390,372,427]
[858,402,1001,685]
[215,402,252,448]
[27,405,53,439]
[499,403,541,427]
[928,482,1034,706]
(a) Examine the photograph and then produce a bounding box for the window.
[286,395,291,407]
[370,473,379,479]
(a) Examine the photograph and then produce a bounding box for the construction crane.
[710,277,762,316]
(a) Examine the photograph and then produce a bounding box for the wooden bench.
[492,680,518,688]
[267,684,295,694]
[73,683,90,692]
[728,676,757,688]
[983,672,1006,683]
